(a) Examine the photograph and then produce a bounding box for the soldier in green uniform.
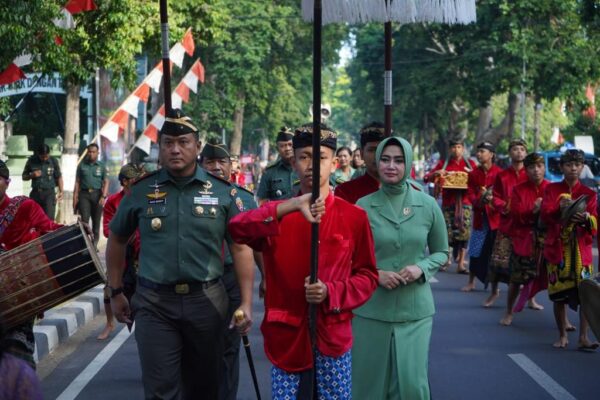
[106,110,254,399]
[73,143,108,246]
[256,127,296,205]
[22,144,63,220]
[199,141,260,400]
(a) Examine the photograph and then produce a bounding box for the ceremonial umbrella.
[300,1,476,398]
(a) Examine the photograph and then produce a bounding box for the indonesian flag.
[64,0,97,14]
[551,127,565,145]
[0,54,32,85]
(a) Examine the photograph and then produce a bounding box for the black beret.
[0,159,8,179]
[523,152,544,168]
[276,126,294,142]
[476,141,496,153]
[160,109,198,137]
[560,149,584,165]
[201,142,231,159]
[293,123,337,151]
[359,122,388,148]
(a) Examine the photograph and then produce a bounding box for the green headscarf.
[375,136,413,196]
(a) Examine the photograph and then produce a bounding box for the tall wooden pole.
[159,0,172,115]
[309,0,322,398]
[384,20,393,136]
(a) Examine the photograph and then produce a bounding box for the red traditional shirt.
[334,173,379,204]
[0,195,62,251]
[467,164,503,230]
[509,179,549,257]
[492,165,528,235]
[424,158,476,207]
[541,180,597,265]
[228,194,378,372]
[103,191,140,254]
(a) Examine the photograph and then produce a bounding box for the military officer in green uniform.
[73,143,108,246]
[22,144,63,220]
[106,110,254,400]
[256,127,296,205]
[199,141,260,400]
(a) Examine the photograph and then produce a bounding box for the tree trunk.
[230,92,245,156]
[475,93,520,146]
[59,82,81,224]
[533,95,542,152]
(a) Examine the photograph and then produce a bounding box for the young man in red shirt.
[424,138,476,273]
[229,124,378,399]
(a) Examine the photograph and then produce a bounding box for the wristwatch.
[107,286,124,298]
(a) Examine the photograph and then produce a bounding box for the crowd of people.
[1,109,599,399]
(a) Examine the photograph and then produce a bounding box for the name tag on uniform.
[194,196,219,205]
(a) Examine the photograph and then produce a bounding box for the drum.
[0,221,105,330]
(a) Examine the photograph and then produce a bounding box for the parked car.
[542,151,600,185]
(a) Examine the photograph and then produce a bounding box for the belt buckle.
[175,283,189,294]
[88,188,95,192]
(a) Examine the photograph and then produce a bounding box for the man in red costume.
[229,123,378,399]
[0,160,62,368]
[486,139,533,308]
[98,163,145,340]
[334,122,388,204]
[462,142,503,301]
[500,153,549,326]
[541,149,599,350]
[424,138,476,273]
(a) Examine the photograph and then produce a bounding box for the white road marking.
[56,325,134,400]
[508,353,576,400]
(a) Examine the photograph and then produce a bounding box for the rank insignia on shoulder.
[235,197,244,212]
[231,188,237,197]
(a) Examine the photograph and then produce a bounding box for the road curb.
[33,286,106,363]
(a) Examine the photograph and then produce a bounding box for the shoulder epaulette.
[131,169,159,186]
[234,183,254,196]
[293,179,301,186]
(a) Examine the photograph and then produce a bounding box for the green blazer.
[355,186,448,322]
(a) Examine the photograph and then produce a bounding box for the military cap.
[293,123,337,150]
[160,109,198,136]
[560,149,585,165]
[508,138,527,152]
[523,152,544,168]
[0,159,8,179]
[201,141,231,159]
[359,122,388,148]
[276,126,294,142]
[476,141,496,153]
[118,163,145,182]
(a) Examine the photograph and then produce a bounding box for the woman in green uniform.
[353,136,448,399]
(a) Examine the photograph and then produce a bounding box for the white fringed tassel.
[302,0,476,25]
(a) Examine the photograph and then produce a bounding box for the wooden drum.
[0,221,105,329]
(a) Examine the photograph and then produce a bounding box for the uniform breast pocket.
[140,208,170,235]
[191,205,219,219]
[269,178,286,197]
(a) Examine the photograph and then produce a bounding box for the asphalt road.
[41,256,599,400]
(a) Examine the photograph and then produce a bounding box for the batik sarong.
[489,232,512,283]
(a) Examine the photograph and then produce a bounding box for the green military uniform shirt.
[223,183,257,266]
[256,159,296,201]
[109,167,242,284]
[77,160,107,190]
[22,155,61,190]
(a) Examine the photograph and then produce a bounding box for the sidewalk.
[33,237,108,363]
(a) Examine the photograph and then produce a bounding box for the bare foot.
[483,290,500,308]
[553,336,569,348]
[461,282,475,292]
[527,299,544,310]
[500,313,513,326]
[566,323,577,332]
[577,338,600,351]
[456,267,469,274]
[97,324,115,340]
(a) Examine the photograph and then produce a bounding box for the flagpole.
[308,0,322,398]
[159,0,172,115]
[384,19,392,136]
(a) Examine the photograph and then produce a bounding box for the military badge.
[151,218,162,231]
[403,207,411,216]
[210,207,217,216]
[231,188,237,197]
[199,180,213,195]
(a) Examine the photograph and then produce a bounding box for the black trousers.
[219,266,241,400]
[30,188,56,220]
[132,280,228,400]
[78,190,102,246]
